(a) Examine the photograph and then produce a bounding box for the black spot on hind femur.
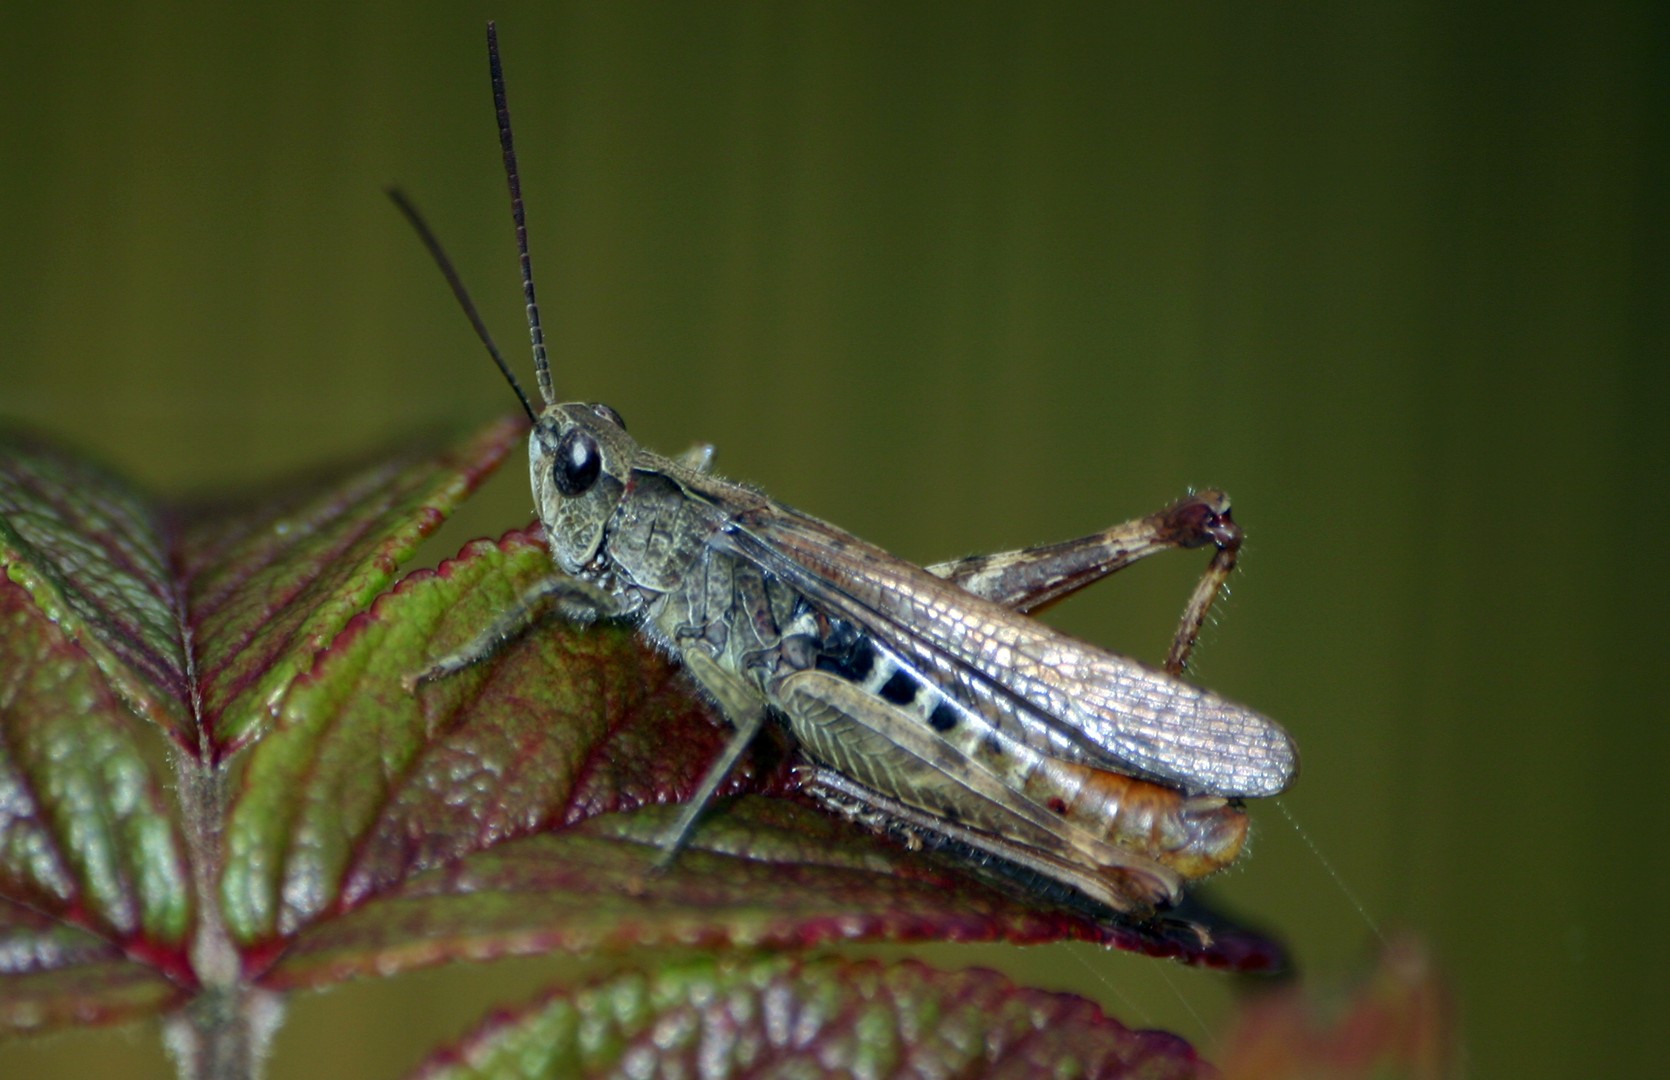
[928,701,959,732]
[879,669,919,705]
[551,428,602,496]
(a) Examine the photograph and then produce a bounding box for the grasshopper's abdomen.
[1027,759,1247,880]
[772,619,1249,911]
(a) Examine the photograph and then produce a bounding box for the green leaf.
[174,416,529,755]
[0,418,526,757]
[406,955,1215,1080]
[0,432,193,741]
[0,418,524,1033]
[0,572,193,1011]
[0,904,185,1033]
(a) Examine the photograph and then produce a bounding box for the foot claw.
[400,667,439,694]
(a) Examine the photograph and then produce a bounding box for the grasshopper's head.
[529,401,636,575]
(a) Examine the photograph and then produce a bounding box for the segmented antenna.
[487,22,555,406]
[385,186,537,423]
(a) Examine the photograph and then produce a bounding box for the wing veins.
[716,504,1296,798]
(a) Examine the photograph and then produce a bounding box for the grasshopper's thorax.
[529,400,729,610]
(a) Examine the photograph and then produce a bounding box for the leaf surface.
[407,955,1216,1080]
[0,419,523,1032]
[175,417,528,755]
[0,433,191,740]
[0,573,194,1022]
[0,419,525,756]
[0,903,185,1032]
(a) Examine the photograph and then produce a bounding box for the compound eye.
[551,428,602,496]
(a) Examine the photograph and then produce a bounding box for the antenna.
[386,186,537,423]
[487,22,555,406]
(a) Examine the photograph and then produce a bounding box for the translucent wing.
[714,500,1297,799]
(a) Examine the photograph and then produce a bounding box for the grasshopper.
[396,23,1297,918]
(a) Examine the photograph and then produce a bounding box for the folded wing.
[718,503,1297,799]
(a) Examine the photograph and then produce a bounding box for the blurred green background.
[2,2,1662,1076]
